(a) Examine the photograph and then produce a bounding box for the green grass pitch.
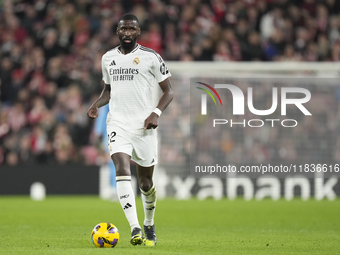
[0,196,339,255]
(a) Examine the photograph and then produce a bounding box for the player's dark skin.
[87,19,173,192]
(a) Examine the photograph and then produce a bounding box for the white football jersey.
[102,44,171,130]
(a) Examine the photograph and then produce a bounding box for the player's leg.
[131,128,158,246]
[137,165,157,246]
[108,160,117,201]
[112,152,144,245]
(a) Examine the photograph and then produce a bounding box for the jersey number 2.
[108,131,116,143]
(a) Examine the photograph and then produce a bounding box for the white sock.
[141,185,157,226]
[116,176,140,231]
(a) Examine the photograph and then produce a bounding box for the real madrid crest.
[133,57,140,65]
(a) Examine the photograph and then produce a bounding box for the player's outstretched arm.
[144,78,173,129]
[87,83,111,119]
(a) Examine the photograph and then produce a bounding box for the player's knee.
[111,154,131,176]
[139,178,153,192]
[114,162,130,176]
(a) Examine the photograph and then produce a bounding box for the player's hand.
[144,112,159,129]
[87,105,99,119]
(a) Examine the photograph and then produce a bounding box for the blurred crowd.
[1,0,340,166]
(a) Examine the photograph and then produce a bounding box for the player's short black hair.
[119,13,139,26]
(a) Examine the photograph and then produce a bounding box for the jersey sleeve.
[102,55,110,85]
[151,53,171,83]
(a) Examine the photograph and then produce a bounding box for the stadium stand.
[1,0,340,166]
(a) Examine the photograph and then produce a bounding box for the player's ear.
[137,27,141,36]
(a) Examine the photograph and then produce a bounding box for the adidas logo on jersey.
[109,60,116,66]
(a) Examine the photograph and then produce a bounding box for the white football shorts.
[106,125,158,167]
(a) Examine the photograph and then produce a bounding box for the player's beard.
[120,37,138,52]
